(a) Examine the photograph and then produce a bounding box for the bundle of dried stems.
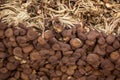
[0,0,120,35]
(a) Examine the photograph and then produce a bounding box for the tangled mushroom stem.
[0,0,120,35]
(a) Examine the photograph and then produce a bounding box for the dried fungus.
[70,38,83,48]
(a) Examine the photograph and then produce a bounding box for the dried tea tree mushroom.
[0,0,120,79]
[27,29,38,40]
[61,56,69,64]
[40,76,49,80]
[86,40,96,46]
[8,56,16,63]
[0,61,4,68]
[0,30,4,39]
[6,62,17,70]
[22,45,34,53]
[113,39,120,49]
[87,75,97,80]
[38,36,47,45]
[0,52,6,59]
[87,30,99,40]
[55,70,62,76]
[66,57,77,66]
[22,68,32,75]
[44,30,54,39]
[14,29,20,36]
[98,36,106,45]
[49,37,58,44]
[110,51,120,61]
[86,54,100,68]
[60,66,67,73]
[45,64,53,69]
[77,32,87,41]
[29,74,37,80]
[77,27,87,41]
[48,56,58,65]
[70,38,83,48]
[61,74,68,80]
[19,28,26,36]
[52,43,61,50]
[115,59,120,70]
[16,36,27,44]
[106,45,115,53]
[106,34,115,44]
[18,23,26,29]
[59,42,71,51]
[30,51,41,61]
[74,71,83,79]
[0,72,11,80]
[77,59,86,66]
[0,67,8,73]
[5,28,13,38]
[0,22,7,30]
[94,45,106,56]
[100,59,114,71]
[85,65,92,72]
[69,65,77,70]
[13,47,23,58]
[21,72,29,80]
[66,67,75,76]
[78,66,86,75]
[55,51,62,60]
[63,51,73,56]
[62,29,72,37]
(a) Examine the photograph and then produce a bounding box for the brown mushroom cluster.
[0,22,120,80]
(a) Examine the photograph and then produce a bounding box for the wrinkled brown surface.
[0,22,120,80]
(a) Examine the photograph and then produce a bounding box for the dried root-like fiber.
[0,0,120,35]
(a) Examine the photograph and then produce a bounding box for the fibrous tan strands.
[0,0,120,35]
